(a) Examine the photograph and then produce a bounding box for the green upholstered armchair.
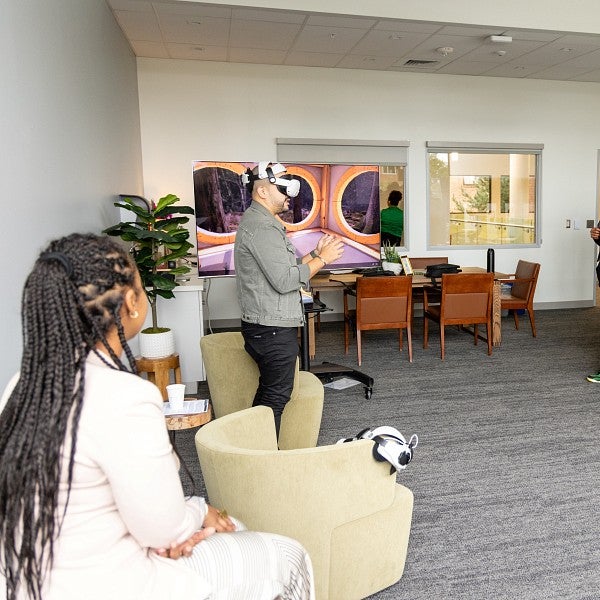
[200,332,324,450]
[195,406,414,600]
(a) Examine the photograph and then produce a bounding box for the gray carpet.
[175,308,600,599]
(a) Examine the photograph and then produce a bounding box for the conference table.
[308,267,505,356]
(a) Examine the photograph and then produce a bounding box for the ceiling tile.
[292,25,368,53]
[436,60,501,76]
[228,47,286,64]
[114,10,162,42]
[230,19,300,50]
[569,68,600,82]
[130,40,169,58]
[158,14,230,44]
[284,52,344,68]
[306,15,377,29]
[337,55,398,70]
[350,29,430,58]
[373,20,441,34]
[232,7,305,24]
[482,63,545,78]
[106,0,153,10]
[528,65,596,80]
[462,39,546,63]
[153,3,231,18]
[166,43,227,61]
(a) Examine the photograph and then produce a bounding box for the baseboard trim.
[206,301,596,330]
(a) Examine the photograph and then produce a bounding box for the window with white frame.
[427,142,542,247]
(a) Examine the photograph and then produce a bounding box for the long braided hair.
[0,233,140,600]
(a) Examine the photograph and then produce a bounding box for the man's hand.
[318,235,344,265]
[591,226,600,240]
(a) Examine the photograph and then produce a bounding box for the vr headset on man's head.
[241,161,300,198]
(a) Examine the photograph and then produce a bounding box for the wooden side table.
[165,403,212,431]
[136,354,181,400]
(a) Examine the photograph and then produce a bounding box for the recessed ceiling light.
[436,47,454,56]
[389,34,402,40]
[362,57,376,62]
[330,33,337,39]
[194,47,205,52]
[187,19,202,26]
[560,47,573,52]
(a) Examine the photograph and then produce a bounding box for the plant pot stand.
[136,354,181,400]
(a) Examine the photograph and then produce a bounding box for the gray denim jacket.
[234,201,310,327]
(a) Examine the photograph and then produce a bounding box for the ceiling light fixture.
[436,46,454,56]
[488,35,512,43]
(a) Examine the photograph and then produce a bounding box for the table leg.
[492,281,502,346]
[308,313,316,359]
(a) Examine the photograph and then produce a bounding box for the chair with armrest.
[343,275,413,366]
[195,406,414,600]
[497,260,540,337]
[423,272,494,360]
[200,332,324,450]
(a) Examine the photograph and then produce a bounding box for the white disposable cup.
[167,384,186,412]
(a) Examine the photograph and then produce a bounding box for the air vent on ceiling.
[403,59,439,66]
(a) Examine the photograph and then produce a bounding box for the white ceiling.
[106,0,600,82]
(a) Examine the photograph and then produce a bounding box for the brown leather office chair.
[498,260,540,337]
[423,272,494,360]
[344,275,413,366]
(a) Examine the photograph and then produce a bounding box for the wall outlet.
[587,219,595,228]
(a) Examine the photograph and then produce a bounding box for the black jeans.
[241,322,299,435]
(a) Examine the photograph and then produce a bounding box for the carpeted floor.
[175,308,600,599]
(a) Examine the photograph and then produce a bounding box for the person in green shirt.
[380,190,404,246]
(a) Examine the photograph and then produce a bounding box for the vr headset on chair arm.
[337,426,418,474]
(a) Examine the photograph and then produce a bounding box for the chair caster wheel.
[365,387,372,400]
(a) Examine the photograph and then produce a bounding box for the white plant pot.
[382,261,402,275]
[139,329,175,358]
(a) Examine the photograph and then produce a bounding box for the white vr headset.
[241,161,300,198]
[337,426,418,474]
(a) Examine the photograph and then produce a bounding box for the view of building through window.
[428,150,538,246]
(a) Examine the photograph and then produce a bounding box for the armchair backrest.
[512,260,540,301]
[356,275,412,329]
[200,331,300,418]
[440,272,494,322]
[195,406,412,600]
[200,332,323,450]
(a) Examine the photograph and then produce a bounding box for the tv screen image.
[192,161,404,278]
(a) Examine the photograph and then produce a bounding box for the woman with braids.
[0,233,314,600]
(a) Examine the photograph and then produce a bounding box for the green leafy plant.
[103,194,195,332]
[382,240,401,263]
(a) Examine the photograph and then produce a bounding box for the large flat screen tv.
[193,161,404,278]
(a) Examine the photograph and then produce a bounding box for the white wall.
[0,0,143,386]
[137,59,600,324]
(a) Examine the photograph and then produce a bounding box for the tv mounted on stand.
[192,161,404,278]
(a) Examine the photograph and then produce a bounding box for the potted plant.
[103,194,195,358]
[381,241,402,275]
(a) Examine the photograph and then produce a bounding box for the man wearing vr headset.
[234,162,344,435]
